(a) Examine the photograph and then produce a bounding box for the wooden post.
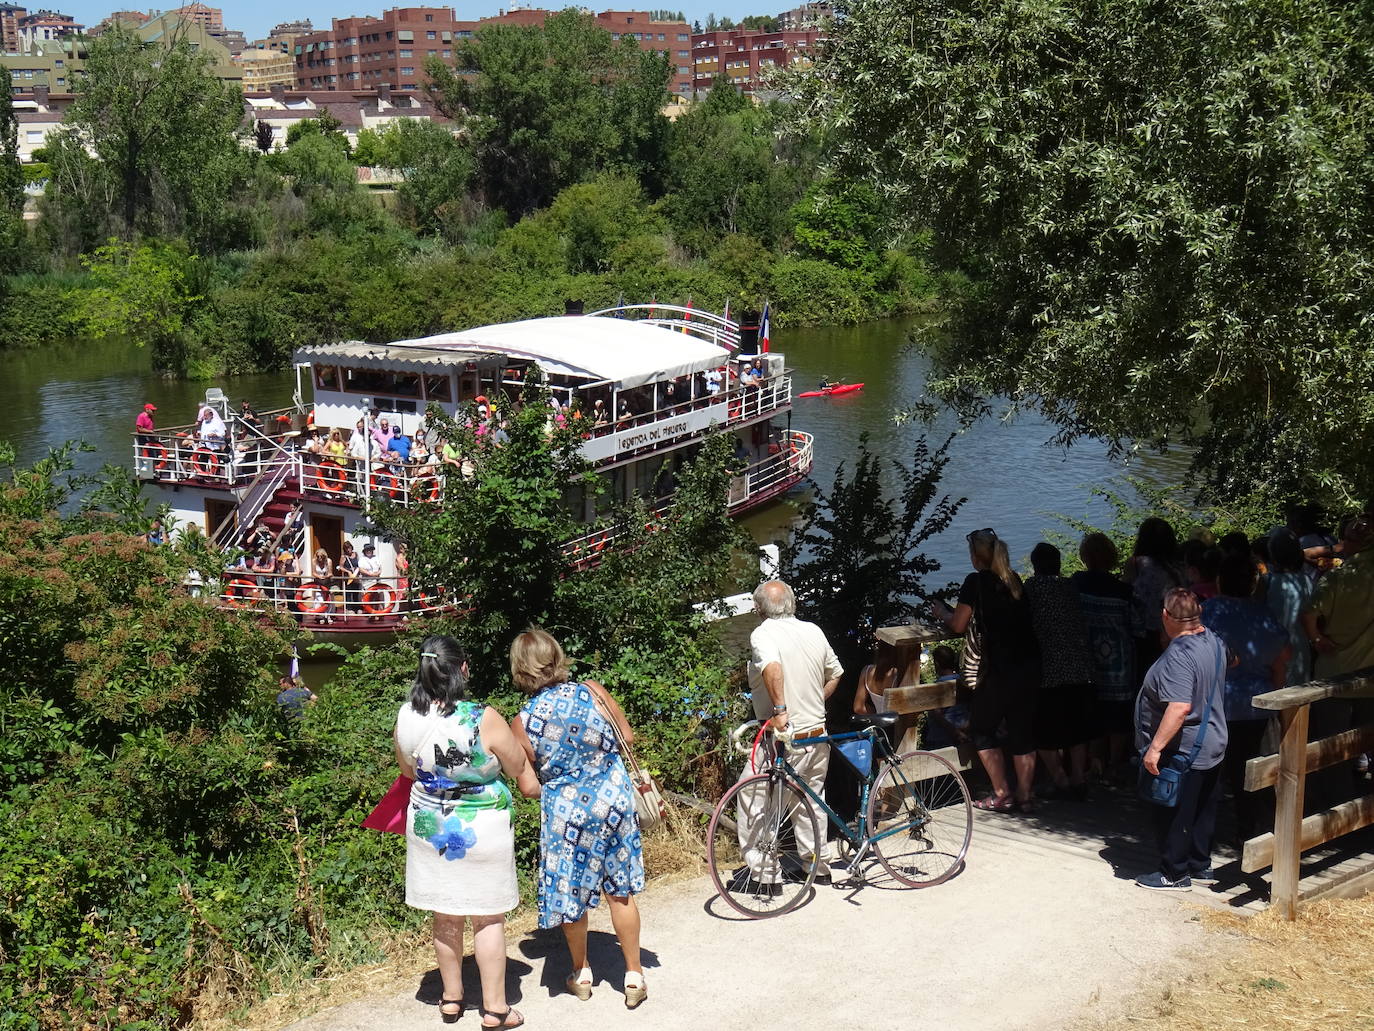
[1271,703,1310,920]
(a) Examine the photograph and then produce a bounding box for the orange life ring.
[592,533,608,552]
[315,461,347,493]
[294,582,330,613]
[361,582,398,615]
[141,441,169,471]
[370,470,401,500]
[224,577,258,608]
[422,476,442,503]
[191,447,221,478]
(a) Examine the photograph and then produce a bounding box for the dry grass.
[194,801,714,1031]
[1118,895,1374,1030]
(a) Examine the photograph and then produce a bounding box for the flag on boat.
[723,298,730,324]
[289,645,300,683]
[682,297,692,332]
[613,292,626,316]
[760,302,771,353]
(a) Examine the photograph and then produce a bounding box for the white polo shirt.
[747,616,844,731]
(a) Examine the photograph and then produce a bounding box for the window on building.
[425,13,433,20]
[657,32,665,39]
[25,129,41,142]
[677,32,687,40]
[441,30,452,41]
[676,65,688,74]
[677,49,687,56]
[426,29,435,38]
[399,48,411,56]
[53,58,61,66]
[611,32,618,39]
[385,30,393,39]
[457,29,471,36]
[441,48,450,56]
[400,66,414,75]
[397,29,413,41]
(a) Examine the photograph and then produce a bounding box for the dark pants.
[1150,763,1223,881]
[1224,718,1270,845]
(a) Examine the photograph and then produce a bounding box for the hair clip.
[420,651,439,659]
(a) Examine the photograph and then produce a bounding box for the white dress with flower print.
[395,701,518,916]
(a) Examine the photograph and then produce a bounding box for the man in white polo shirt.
[734,580,844,889]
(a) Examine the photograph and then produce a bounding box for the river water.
[4,321,1188,578]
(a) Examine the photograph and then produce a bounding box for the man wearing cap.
[135,403,157,474]
[1133,587,1229,890]
[1301,515,1374,803]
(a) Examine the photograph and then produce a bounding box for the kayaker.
[818,377,839,391]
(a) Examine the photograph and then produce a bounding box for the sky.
[60,2,753,42]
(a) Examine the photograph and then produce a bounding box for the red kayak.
[798,382,865,398]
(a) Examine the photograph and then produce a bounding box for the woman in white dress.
[394,636,541,1027]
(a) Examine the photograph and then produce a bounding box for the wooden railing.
[1242,666,1374,918]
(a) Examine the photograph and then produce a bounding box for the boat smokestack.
[737,309,760,354]
[564,298,585,315]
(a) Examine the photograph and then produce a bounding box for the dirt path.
[285,815,1225,1031]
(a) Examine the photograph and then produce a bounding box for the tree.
[80,239,202,373]
[285,110,349,154]
[356,120,474,238]
[781,433,965,675]
[663,80,813,252]
[0,67,23,215]
[254,118,275,153]
[793,0,1374,508]
[47,24,252,251]
[425,10,671,215]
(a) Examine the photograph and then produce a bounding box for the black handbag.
[1137,641,1224,808]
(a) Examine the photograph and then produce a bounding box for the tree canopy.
[43,24,251,252]
[795,0,1374,508]
[426,9,671,214]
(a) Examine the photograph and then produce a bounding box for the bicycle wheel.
[866,750,972,887]
[706,771,821,919]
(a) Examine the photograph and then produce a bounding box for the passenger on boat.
[197,406,227,449]
[371,417,393,453]
[310,548,336,625]
[145,518,166,547]
[348,420,371,464]
[135,402,157,474]
[325,429,348,461]
[238,400,263,432]
[245,520,274,554]
[591,399,609,431]
[704,368,723,395]
[284,501,306,537]
[302,428,325,457]
[276,550,301,613]
[339,541,361,613]
[251,546,276,602]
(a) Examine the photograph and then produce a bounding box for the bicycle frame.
[764,725,917,862]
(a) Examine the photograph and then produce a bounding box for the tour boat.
[797,382,865,399]
[132,304,814,632]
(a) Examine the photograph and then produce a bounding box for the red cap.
[144,403,158,411]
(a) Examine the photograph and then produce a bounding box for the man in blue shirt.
[387,427,412,475]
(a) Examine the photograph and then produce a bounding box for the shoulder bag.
[960,574,985,690]
[587,683,667,832]
[1137,638,1224,808]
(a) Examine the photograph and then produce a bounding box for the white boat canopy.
[387,316,733,389]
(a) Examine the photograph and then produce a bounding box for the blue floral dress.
[395,700,518,916]
[521,682,645,928]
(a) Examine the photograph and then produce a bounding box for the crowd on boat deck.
[912,507,1374,892]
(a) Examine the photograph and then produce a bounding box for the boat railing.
[215,571,466,625]
[132,405,303,489]
[562,429,814,561]
[584,303,742,351]
[297,453,446,507]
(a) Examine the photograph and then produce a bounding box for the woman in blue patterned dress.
[395,635,541,1028]
[508,627,648,1010]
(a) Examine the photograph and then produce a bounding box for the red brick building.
[689,27,824,96]
[293,6,692,96]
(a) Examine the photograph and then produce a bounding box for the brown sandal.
[480,1006,524,1028]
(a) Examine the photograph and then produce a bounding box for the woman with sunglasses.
[931,528,1041,812]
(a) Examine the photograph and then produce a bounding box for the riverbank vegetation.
[795,0,1374,509]
[0,407,761,1029]
[0,15,935,380]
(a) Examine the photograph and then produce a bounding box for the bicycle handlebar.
[730,720,762,754]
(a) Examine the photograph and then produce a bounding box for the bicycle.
[706,712,974,919]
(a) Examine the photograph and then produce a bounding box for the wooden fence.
[1242,666,1374,918]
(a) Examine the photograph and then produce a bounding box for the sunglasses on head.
[966,528,997,542]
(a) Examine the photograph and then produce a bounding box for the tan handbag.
[589,685,667,832]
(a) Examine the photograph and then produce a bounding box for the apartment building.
[244,83,450,151]
[238,47,295,89]
[0,3,25,51]
[172,2,222,32]
[294,7,459,91]
[16,9,81,49]
[690,26,824,96]
[293,6,691,95]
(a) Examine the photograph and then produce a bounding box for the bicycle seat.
[851,712,899,729]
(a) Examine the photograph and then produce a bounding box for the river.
[4,321,1187,680]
